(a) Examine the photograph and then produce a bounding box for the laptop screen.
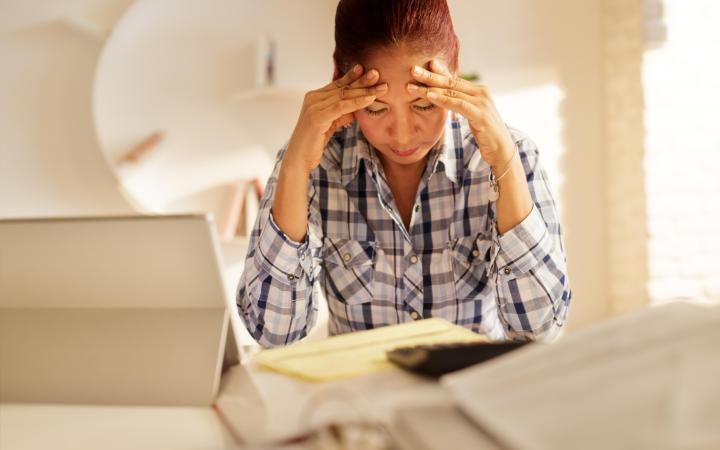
[0,214,236,406]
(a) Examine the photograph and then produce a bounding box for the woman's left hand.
[408,59,515,169]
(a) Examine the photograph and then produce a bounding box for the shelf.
[58,15,107,41]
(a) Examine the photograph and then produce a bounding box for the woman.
[236,0,571,348]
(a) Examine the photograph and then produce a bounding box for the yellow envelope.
[254,318,487,382]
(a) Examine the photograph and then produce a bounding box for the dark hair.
[332,0,460,79]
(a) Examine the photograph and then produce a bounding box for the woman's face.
[353,47,449,170]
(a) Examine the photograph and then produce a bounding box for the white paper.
[441,302,720,450]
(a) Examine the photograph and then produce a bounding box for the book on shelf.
[217,177,264,241]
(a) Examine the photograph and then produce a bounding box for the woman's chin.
[378,145,432,167]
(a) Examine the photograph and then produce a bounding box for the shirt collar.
[340,125,379,186]
[436,115,464,184]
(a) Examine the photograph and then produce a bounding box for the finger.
[422,88,481,120]
[317,68,383,103]
[430,59,453,78]
[411,64,481,95]
[318,68,383,102]
[348,68,380,89]
[430,61,463,122]
[407,83,475,106]
[316,94,377,122]
[326,113,356,138]
[320,64,364,92]
[316,83,387,110]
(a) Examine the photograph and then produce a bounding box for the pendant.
[488,173,499,202]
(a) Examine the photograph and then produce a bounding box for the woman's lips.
[390,147,419,157]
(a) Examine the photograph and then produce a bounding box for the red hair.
[332,0,460,80]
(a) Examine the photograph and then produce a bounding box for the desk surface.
[0,358,487,450]
[0,403,241,450]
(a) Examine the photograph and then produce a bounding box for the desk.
[0,360,499,449]
[0,403,239,450]
[2,339,511,450]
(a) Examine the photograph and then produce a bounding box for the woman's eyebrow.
[374,97,423,105]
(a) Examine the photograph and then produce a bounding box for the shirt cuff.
[255,210,313,284]
[493,205,552,278]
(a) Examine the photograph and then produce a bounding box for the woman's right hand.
[283,64,388,174]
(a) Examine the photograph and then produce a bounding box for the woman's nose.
[388,113,419,143]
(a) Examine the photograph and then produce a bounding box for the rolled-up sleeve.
[490,137,571,342]
[236,146,322,348]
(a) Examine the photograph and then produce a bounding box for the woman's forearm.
[271,156,311,243]
[495,153,533,235]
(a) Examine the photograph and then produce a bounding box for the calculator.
[386,340,530,377]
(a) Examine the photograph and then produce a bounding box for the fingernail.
[427,92,438,100]
[366,70,377,80]
[412,66,422,75]
[353,64,361,73]
[377,83,388,91]
[433,59,443,69]
[406,83,418,91]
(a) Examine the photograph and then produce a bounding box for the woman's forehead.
[365,49,436,84]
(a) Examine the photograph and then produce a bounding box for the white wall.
[0,18,133,217]
[0,0,137,217]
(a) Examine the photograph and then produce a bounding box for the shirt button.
[410,311,421,320]
[287,274,296,281]
[343,253,352,263]
[503,266,512,275]
[414,204,420,212]
[472,249,480,258]
[409,255,418,264]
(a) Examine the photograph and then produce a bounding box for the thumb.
[336,113,354,128]
[325,114,355,142]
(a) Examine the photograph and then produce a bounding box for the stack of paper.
[255,318,486,382]
[441,301,720,450]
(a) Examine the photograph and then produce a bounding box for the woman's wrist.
[491,143,518,179]
[281,146,313,179]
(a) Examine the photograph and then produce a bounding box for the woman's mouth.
[390,147,419,157]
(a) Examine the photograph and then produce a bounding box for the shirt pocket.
[450,234,492,301]
[322,238,376,305]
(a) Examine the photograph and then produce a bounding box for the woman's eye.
[364,103,435,116]
[413,103,436,112]
[364,107,386,116]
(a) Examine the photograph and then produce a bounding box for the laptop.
[0,214,240,406]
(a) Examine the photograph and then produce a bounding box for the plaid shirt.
[236,116,571,348]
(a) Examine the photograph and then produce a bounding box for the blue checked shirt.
[236,115,571,348]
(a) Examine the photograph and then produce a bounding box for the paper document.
[255,318,486,381]
[440,301,720,450]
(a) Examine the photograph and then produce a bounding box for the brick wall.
[602,0,650,314]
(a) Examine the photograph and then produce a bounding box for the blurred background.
[1,0,718,343]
